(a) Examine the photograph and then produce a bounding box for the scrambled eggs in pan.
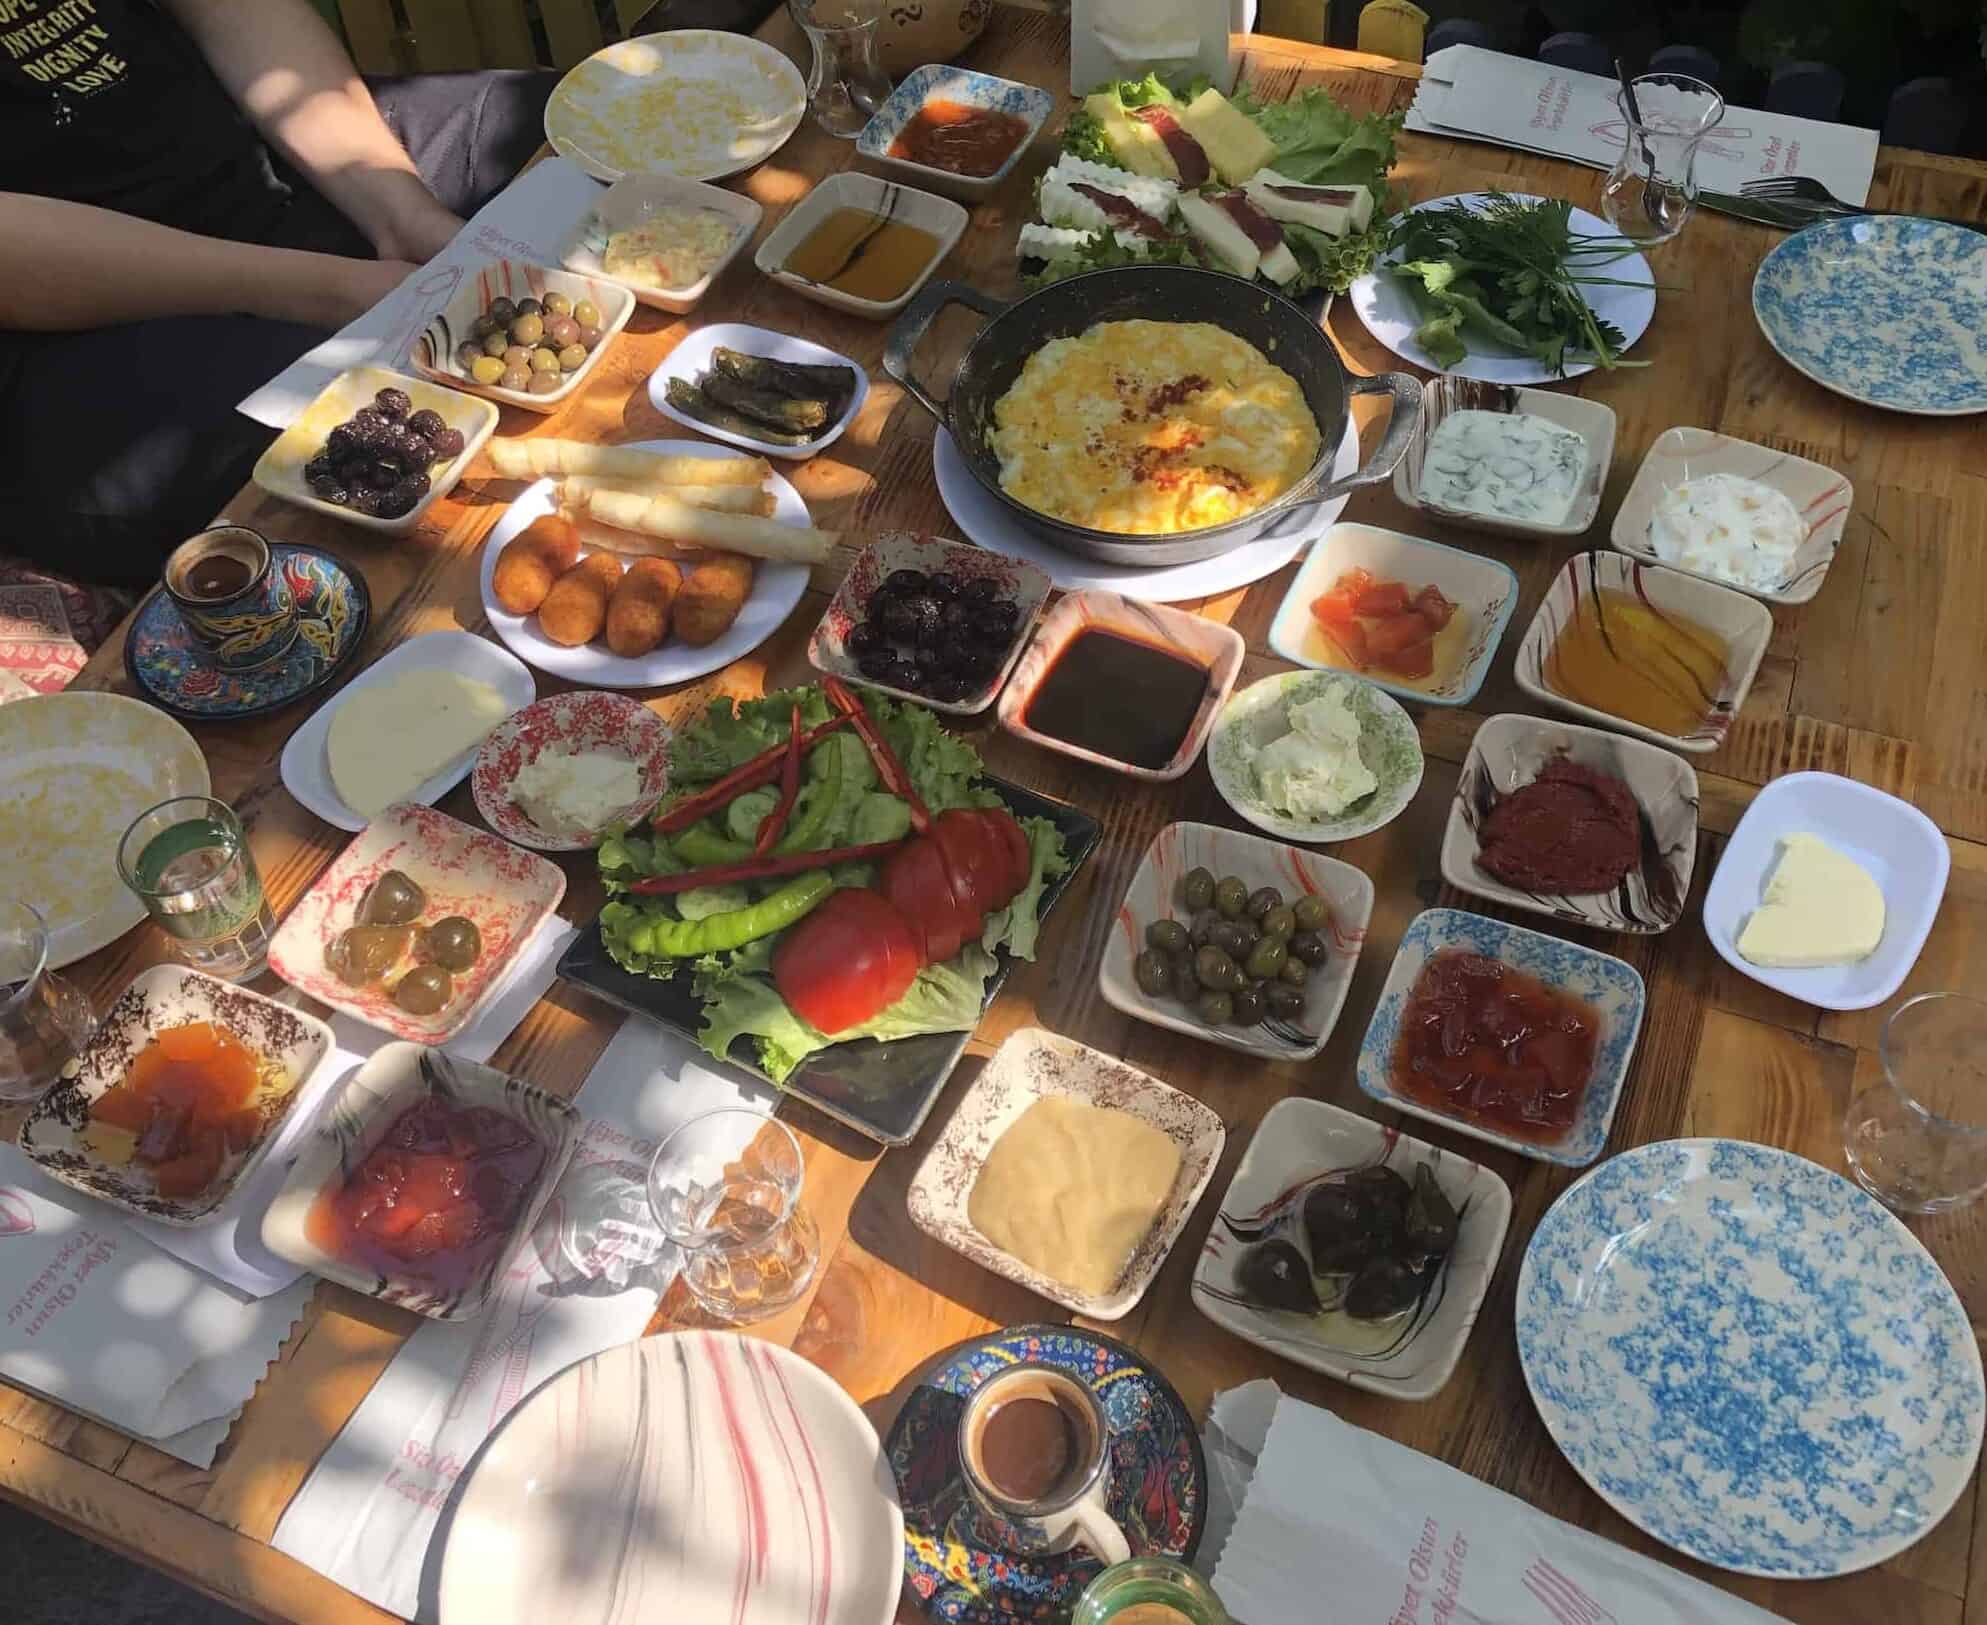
[990,320,1322,534]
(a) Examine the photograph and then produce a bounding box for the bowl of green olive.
[1098,820,1375,1061]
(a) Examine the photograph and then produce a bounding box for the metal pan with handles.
[884,265,1422,567]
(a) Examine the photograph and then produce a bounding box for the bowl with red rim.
[809,531,1051,716]
[471,693,671,852]
[410,259,635,415]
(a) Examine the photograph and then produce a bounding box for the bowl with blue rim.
[856,64,1053,202]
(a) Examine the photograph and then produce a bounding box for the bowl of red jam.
[260,1042,579,1319]
[1354,908,1646,1167]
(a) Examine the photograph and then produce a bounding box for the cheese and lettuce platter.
[1018,74,1403,296]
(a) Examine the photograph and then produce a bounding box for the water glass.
[116,796,278,981]
[0,901,94,1105]
[647,1109,819,1323]
[1601,73,1724,247]
[789,0,892,138]
[1844,991,1987,1214]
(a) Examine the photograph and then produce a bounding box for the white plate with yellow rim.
[0,692,210,967]
[543,30,806,184]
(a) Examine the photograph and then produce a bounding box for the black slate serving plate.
[556,776,1102,1145]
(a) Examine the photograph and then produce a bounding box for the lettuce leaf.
[1025,231,1200,289]
[978,815,1068,960]
[1281,217,1394,298]
[1231,87,1400,192]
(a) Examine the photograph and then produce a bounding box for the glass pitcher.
[1601,73,1724,247]
[789,0,892,139]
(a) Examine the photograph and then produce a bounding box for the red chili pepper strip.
[650,714,847,835]
[753,703,805,857]
[628,838,907,895]
[823,676,931,835]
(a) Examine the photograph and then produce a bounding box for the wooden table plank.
[6,11,1986,1624]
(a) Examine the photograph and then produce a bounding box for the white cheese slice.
[328,669,512,818]
[1736,833,1886,968]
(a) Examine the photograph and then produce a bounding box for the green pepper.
[773,776,838,854]
[674,822,752,867]
[620,871,833,959]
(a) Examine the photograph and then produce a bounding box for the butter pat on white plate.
[1737,833,1885,967]
[329,670,512,818]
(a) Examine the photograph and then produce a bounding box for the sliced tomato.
[1352,580,1413,617]
[772,887,924,1035]
[1366,611,1433,660]
[1311,598,1370,669]
[932,810,1015,923]
[1413,584,1456,630]
[882,837,969,963]
[1379,634,1435,679]
[983,809,1033,897]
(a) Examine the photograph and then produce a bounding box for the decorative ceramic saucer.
[126,544,370,721]
[885,1324,1206,1624]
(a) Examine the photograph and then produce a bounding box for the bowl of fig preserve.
[260,1042,579,1319]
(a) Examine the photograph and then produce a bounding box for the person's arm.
[163,0,464,264]
[0,192,418,332]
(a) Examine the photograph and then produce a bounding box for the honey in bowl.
[1542,585,1730,738]
[86,1021,271,1198]
[782,207,941,304]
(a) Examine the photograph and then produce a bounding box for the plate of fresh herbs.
[1348,191,1655,383]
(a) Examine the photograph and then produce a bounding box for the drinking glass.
[116,796,278,980]
[1601,73,1724,247]
[1076,1556,1232,1625]
[1844,991,1987,1214]
[648,1109,820,1322]
[0,901,94,1105]
[789,0,892,138]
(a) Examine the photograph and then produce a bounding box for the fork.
[1740,176,1985,231]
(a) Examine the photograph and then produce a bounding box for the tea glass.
[116,796,278,980]
[1075,1557,1232,1625]
[788,0,892,138]
[0,901,94,1105]
[1845,991,1987,1214]
[1601,73,1725,247]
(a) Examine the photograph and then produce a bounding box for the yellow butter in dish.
[1737,833,1885,967]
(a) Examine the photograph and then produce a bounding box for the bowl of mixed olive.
[1099,821,1376,1062]
[411,261,636,414]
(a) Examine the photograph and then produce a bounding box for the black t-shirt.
[0,0,288,239]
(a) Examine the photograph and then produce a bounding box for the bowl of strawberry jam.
[260,1041,579,1319]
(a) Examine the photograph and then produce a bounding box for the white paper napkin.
[0,1154,312,1466]
[236,157,604,430]
[272,1013,774,1622]
[1203,1383,1791,1625]
[1408,45,1878,208]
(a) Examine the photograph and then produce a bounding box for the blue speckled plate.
[126,544,370,722]
[885,1325,1205,1624]
[1356,907,1645,1166]
[1752,216,1987,415]
[1518,1139,1984,1578]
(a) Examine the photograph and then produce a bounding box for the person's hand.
[262,253,424,329]
[325,255,425,325]
[370,189,466,266]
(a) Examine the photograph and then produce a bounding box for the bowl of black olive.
[1187,1096,1514,1401]
[809,531,1050,714]
[252,366,499,535]
[1099,821,1375,1061]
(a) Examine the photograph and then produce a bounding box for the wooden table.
[7,11,1986,1625]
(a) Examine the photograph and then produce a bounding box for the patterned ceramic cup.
[162,525,299,672]
[956,1363,1132,1564]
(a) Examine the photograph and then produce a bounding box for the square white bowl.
[1610,426,1854,606]
[1189,1097,1513,1402]
[1512,551,1773,754]
[647,320,870,461]
[808,531,1050,716]
[409,259,636,414]
[997,589,1245,781]
[1099,820,1374,1061]
[1701,771,1950,1010]
[854,63,1053,201]
[1391,376,1617,540]
[906,1027,1226,1321]
[1267,522,1519,708]
[259,1042,579,1320]
[19,965,333,1226]
[559,173,762,314]
[1355,907,1647,1167]
[251,365,498,535]
[754,171,968,319]
[280,631,535,832]
[1441,713,1700,934]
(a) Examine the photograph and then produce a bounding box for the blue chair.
[1538,31,1611,76]
[1426,18,1492,57]
[1765,61,1846,123]
[1648,44,1719,89]
[1884,77,1968,155]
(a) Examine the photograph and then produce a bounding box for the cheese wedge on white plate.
[328,669,511,818]
[1736,833,1886,967]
